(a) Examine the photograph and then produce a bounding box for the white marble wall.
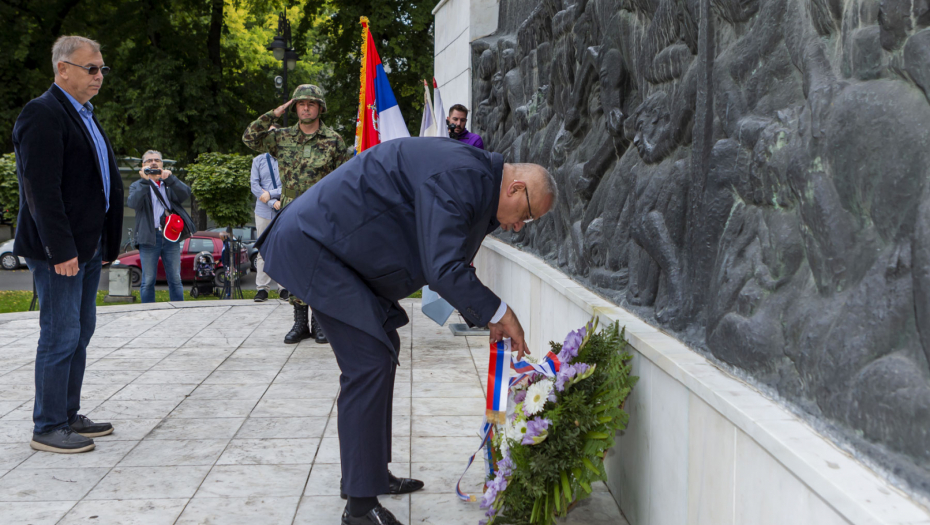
[432,0,499,118]
[475,238,930,525]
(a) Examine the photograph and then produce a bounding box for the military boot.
[311,313,328,344]
[285,304,312,344]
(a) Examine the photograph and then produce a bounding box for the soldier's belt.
[282,189,304,199]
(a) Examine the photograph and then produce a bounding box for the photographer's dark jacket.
[127,176,192,247]
[12,84,124,264]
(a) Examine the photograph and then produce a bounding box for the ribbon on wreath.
[456,339,561,502]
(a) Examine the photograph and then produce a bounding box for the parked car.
[113,231,250,286]
[0,239,27,270]
[209,226,260,271]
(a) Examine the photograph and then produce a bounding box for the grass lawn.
[0,288,423,314]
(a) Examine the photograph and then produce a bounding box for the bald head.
[497,163,558,232]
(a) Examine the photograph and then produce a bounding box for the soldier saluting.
[243,84,349,345]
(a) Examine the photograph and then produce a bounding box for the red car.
[114,231,250,286]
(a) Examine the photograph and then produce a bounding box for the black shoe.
[279,289,290,300]
[284,304,312,344]
[70,414,113,438]
[31,426,95,453]
[254,290,269,302]
[340,471,425,499]
[311,313,328,344]
[341,504,403,525]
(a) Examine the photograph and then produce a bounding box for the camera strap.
[148,180,172,215]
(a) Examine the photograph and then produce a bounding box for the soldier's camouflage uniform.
[242,86,350,307]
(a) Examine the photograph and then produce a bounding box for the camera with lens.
[143,168,162,176]
[447,121,457,133]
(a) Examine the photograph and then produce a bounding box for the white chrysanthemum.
[524,380,553,415]
[504,417,527,443]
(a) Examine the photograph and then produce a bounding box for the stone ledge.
[480,237,930,525]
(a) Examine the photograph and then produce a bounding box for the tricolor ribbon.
[457,339,562,502]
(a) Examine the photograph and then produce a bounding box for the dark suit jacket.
[258,137,504,360]
[12,84,124,264]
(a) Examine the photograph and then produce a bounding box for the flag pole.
[355,16,370,153]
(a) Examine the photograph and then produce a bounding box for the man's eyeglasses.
[143,158,162,164]
[62,61,111,76]
[523,184,535,224]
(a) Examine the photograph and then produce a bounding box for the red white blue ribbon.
[457,339,562,502]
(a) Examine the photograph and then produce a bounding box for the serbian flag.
[355,17,409,154]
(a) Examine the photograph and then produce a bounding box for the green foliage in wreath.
[485,319,637,525]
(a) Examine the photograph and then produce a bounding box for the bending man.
[257,137,556,525]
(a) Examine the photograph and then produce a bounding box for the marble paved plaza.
[0,300,629,524]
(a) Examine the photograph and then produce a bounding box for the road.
[0,267,257,292]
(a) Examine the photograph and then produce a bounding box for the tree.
[297,0,435,141]
[185,152,253,230]
[0,153,18,232]
[0,0,327,160]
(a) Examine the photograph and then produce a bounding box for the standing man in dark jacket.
[12,36,124,454]
[127,150,192,303]
[257,137,557,525]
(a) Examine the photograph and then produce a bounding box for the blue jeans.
[25,247,102,434]
[139,235,183,303]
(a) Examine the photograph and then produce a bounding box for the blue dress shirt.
[55,83,110,211]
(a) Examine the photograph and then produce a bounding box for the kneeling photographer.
[127,150,192,303]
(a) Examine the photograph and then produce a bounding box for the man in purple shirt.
[446,104,484,149]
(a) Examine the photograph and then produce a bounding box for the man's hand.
[138,168,150,180]
[54,257,79,277]
[488,306,529,360]
[272,200,281,211]
[273,99,294,118]
[260,190,271,204]
[160,169,172,180]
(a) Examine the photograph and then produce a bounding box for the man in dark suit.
[12,36,124,454]
[258,137,557,525]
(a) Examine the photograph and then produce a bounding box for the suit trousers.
[313,309,399,498]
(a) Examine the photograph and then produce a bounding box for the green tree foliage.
[297,0,435,141]
[185,152,253,229]
[0,154,18,228]
[0,0,327,161]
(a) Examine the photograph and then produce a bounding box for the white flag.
[419,80,439,137]
[432,78,447,137]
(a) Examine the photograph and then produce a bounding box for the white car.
[0,239,27,270]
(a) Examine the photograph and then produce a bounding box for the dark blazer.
[258,137,504,360]
[12,84,124,264]
[127,176,192,247]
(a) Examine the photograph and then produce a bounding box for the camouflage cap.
[291,84,327,114]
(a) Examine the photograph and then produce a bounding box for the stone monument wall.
[470,0,930,497]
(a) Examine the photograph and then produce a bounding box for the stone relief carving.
[472,0,930,496]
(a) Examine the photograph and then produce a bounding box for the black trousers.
[313,309,399,498]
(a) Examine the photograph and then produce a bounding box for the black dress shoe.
[279,289,290,300]
[341,505,403,525]
[31,426,95,453]
[70,415,113,438]
[340,471,425,499]
[254,290,269,302]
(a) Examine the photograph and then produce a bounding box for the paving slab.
[0,300,629,524]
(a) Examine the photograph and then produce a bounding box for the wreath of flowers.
[479,318,637,525]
